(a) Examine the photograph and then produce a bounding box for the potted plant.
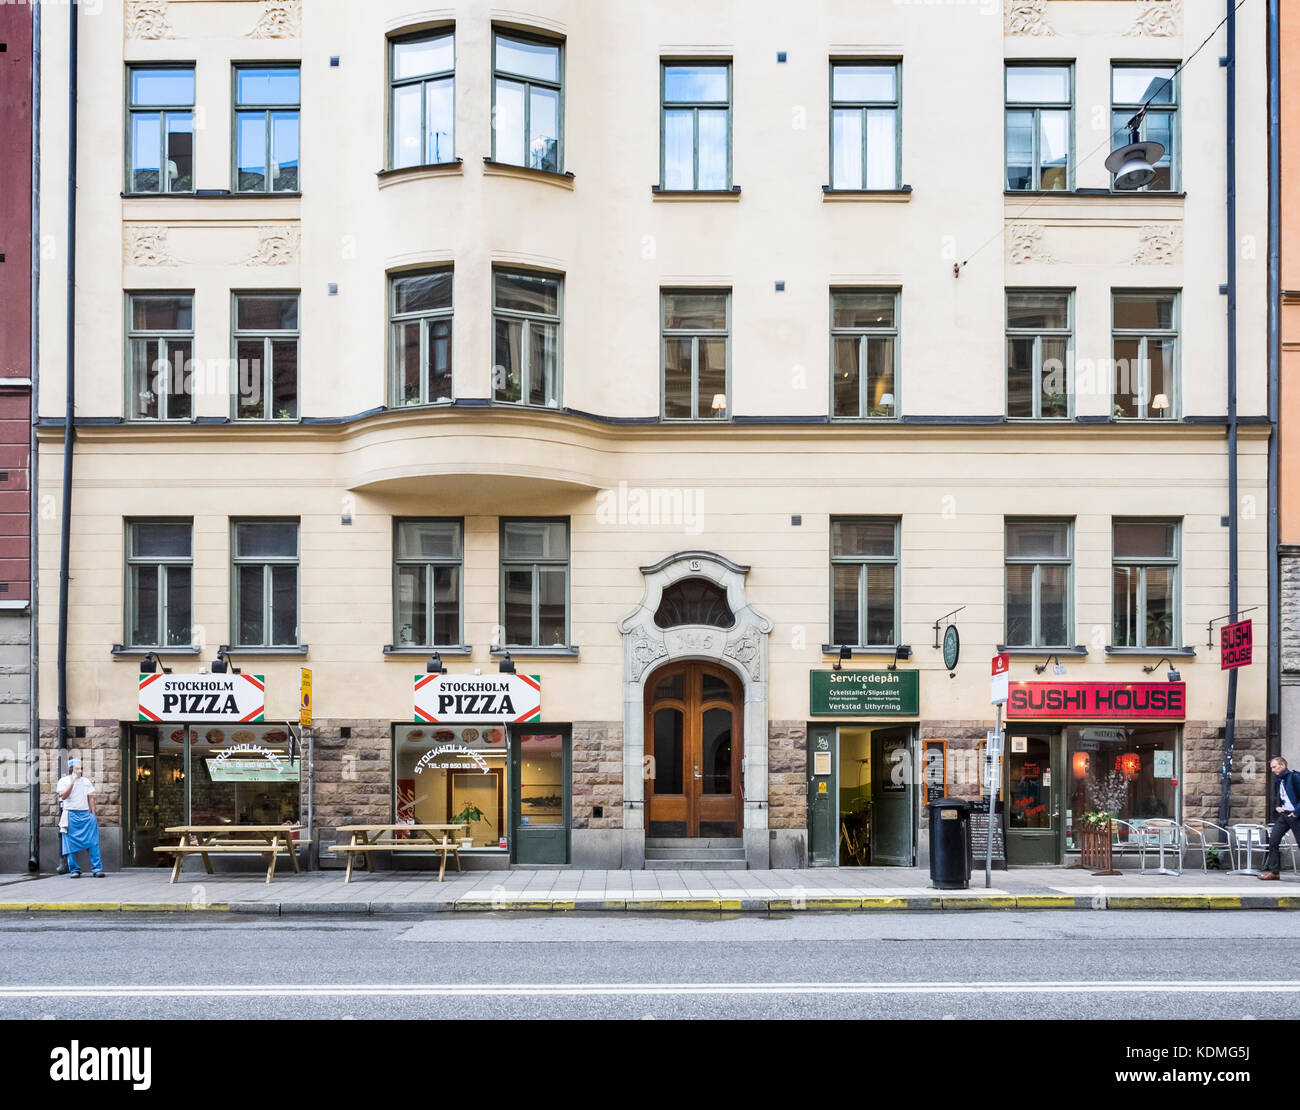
[451,801,490,848]
[1076,810,1121,876]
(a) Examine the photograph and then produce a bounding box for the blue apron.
[62,809,99,854]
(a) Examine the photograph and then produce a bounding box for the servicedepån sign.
[809,670,920,716]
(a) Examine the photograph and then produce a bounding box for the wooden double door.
[645,662,743,838]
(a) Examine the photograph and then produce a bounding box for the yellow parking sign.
[300,667,312,727]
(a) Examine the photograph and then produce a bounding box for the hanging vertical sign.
[300,667,313,727]
[1220,619,1253,670]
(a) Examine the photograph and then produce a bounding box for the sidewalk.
[2,865,1297,915]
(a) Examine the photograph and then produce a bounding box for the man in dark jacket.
[1260,756,1300,880]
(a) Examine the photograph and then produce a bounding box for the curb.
[3,892,1300,915]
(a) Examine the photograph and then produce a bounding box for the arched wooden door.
[644,661,743,838]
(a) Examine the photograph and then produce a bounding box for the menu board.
[923,739,948,806]
[968,800,1007,869]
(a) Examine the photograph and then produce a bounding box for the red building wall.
[0,5,32,604]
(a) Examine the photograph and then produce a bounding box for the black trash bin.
[928,796,973,890]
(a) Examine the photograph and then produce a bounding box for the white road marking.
[1,980,1298,998]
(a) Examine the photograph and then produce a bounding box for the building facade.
[0,1,36,873]
[36,0,1270,872]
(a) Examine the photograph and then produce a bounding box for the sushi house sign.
[413,673,542,724]
[138,673,266,722]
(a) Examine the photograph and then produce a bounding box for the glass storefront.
[1064,724,1179,849]
[126,723,302,866]
[394,724,510,850]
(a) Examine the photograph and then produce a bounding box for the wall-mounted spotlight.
[138,651,172,675]
[426,653,445,675]
[499,652,516,675]
[1034,654,1066,676]
[1142,656,1182,682]
[211,646,241,675]
[887,645,913,672]
[832,645,851,672]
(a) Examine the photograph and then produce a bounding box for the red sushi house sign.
[1006,681,1186,721]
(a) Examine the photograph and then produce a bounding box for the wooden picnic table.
[155,825,310,885]
[329,824,470,883]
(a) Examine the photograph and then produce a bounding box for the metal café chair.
[1135,818,1183,876]
[1182,818,1233,872]
[1229,823,1270,876]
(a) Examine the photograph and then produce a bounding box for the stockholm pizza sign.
[1006,681,1185,721]
[139,673,266,723]
[413,673,542,724]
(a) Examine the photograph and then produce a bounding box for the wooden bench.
[155,826,310,885]
[329,824,470,883]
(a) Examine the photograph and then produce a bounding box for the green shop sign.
[809,670,920,716]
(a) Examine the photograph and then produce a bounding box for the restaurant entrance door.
[1004,729,1064,865]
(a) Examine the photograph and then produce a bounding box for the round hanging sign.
[943,625,961,671]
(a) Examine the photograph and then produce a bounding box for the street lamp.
[1105,122,1166,191]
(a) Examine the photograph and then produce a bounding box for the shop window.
[1065,724,1178,848]
[1111,64,1177,192]
[394,519,463,647]
[234,64,300,192]
[127,293,194,421]
[126,520,193,648]
[233,292,299,421]
[831,289,898,419]
[830,518,900,648]
[1006,289,1072,419]
[492,29,563,173]
[1112,519,1179,649]
[232,519,300,648]
[500,519,569,647]
[389,29,456,169]
[1112,290,1178,420]
[391,269,454,406]
[830,60,900,190]
[127,65,194,194]
[518,731,565,830]
[493,269,562,408]
[1005,63,1071,191]
[394,723,508,849]
[662,289,730,420]
[1005,518,1073,647]
[661,60,731,190]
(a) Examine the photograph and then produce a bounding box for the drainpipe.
[1217,0,1240,831]
[27,0,41,873]
[1267,0,1281,769]
[55,1,77,775]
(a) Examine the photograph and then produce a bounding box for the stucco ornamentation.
[125,0,175,40]
[628,627,668,682]
[724,627,763,682]
[1128,225,1183,265]
[1006,224,1057,264]
[124,226,178,267]
[1005,0,1054,36]
[1124,0,1182,38]
[244,227,301,266]
[248,0,302,39]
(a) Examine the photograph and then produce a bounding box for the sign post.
[987,654,1009,888]
[301,668,313,870]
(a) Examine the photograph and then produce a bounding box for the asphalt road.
[2,910,1298,1020]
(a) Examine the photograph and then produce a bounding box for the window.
[233,293,299,421]
[1005,519,1073,647]
[1112,520,1179,649]
[127,66,194,193]
[1065,725,1178,848]
[128,293,193,421]
[1112,291,1178,419]
[830,518,900,647]
[500,519,569,647]
[1112,64,1177,192]
[394,520,463,648]
[234,65,300,193]
[493,269,561,407]
[1005,64,1071,191]
[391,270,453,406]
[831,290,898,419]
[1006,290,1072,419]
[662,290,729,421]
[126,520,193,648]
[661,62,731,191]
[830,61,900,190]
[493,30,563,172]
[390,30,456,168]
[232,520,299,648]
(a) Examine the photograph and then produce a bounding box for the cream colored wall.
[35,0,1271,738]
